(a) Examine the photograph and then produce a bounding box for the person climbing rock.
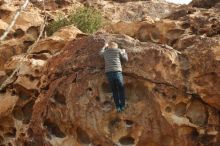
[99,42,128,112]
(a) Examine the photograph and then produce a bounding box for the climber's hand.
[121,49,126,53]
[104,43,108,48]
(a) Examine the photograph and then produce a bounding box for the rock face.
[83,0,176,21]
[0,32,219,146]
[0,2,44,71]
[0,0,219,146]
[190,0,220,8]
[105,5,220,49]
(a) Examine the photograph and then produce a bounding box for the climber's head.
[108,42,118,49]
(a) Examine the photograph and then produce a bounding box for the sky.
[166,0,192,4]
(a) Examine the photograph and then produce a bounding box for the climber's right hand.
[104,43,109,48]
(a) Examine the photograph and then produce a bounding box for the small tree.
[46,16,70,36]
[69,7,103,33]
[46,7,104,35]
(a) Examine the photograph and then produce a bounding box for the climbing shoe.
[120,104,128,111]
[121,106,125,111]
[116,107,122,113]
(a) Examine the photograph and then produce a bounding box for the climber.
[99,41,128,112]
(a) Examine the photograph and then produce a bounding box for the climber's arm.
[99,43,108,56]
[120,49,128,62]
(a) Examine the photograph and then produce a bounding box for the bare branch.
[0,0,29,42]
[27,0,47,53]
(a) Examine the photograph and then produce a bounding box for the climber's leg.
[115,72,126,110]
[106,72,120,109]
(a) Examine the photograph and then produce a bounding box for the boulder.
[16,33,219,146]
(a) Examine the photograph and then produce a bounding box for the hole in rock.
[186,99,208,126]
[87,87,92,91]
[34,69,41,77]
[119,136,135,145]
[23,41,34,50]
[34,91,39,97]
[102,82,111,93]
[95,96,100,102]
[8,143,12,146]
[109,117,121,131]
[4,127,16,138]
[199,134,214,145]
[0,10,11,19]
[171,64,177,70]
[54,91,66,105]
[12,106,23,120]
[11,90,16,96]
[44,120,66,138]
[181,22,190,29]
[0,88,6,94]
[102,101,113,112]
[55,0,64,5]
[171,95,177,101]
[15,85,36,100]
[20,133,25,137]
[33,50,52,55]
[76,127,91,144]
[22,100,35,124]
[165,106,172,113]
[27,128,33,137]
[191,93,201,99]
[162,92,167,97]
[0,29,4,36]
[174,102,186,117]
[191,128,199,140]
[26,26,39,39]
[125,120,134,128]
[13,29,25,38]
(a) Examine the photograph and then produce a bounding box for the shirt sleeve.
[99,47,106,57]
[119,49,128,62]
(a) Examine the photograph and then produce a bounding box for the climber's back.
[100,42,128,73]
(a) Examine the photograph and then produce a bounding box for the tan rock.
[4,54,47,77]
[52,25,86,40]
[0,40,23,71]
[0,19,8,31]
[27,36,66,54]
[174,34,197,50]
[0,92,18,119]
[14,75,39,91]
[1,5,43,32]
[0,70,6,85]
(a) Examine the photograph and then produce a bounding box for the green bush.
[46,7,104,36]
[46,16,70,36]
[70,7,103,33]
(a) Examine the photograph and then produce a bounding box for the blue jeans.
[106,71,125,109]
